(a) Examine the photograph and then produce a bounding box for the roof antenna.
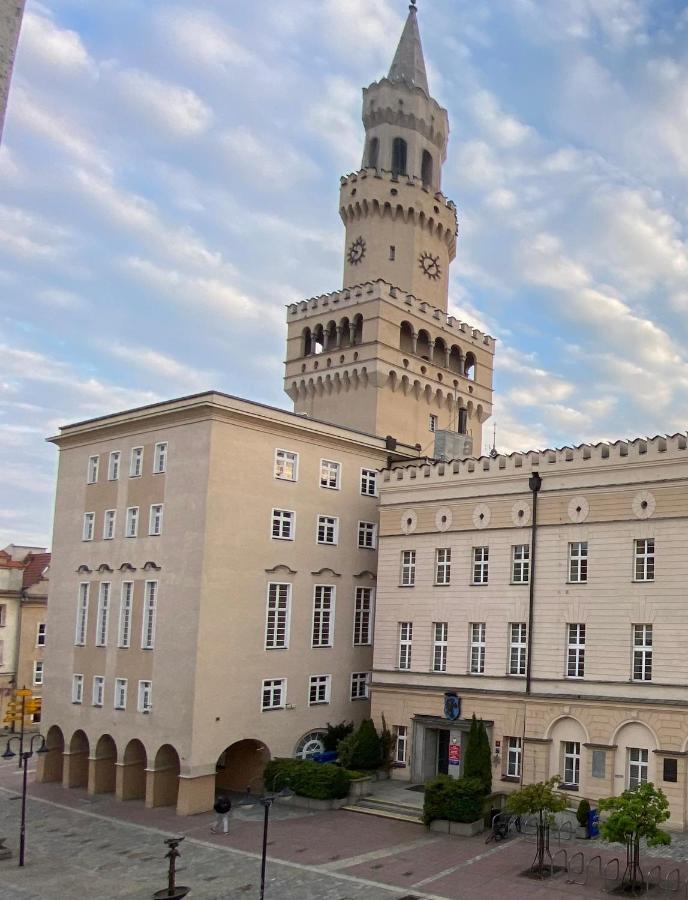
[409,0,417,10]
[490,422,498,458]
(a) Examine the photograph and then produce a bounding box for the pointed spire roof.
[388,2,429,95]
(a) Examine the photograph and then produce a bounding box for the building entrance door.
[437,729,450,775]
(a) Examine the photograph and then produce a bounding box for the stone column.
[348,323,356,345]
[411,331,418,354]
[444,347,451,368]
[335,326,342,348]
[145,765,179,810]
[88,753,116,795]
[116,760,146,801]
[176,774,216,816]
[62,749,88,789]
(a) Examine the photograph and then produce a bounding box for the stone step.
[341,796,425,824]
[340,804,423,824]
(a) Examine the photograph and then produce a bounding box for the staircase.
[341,795,424,824]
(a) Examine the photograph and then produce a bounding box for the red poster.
[448,743,461,766]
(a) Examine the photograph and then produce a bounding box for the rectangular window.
[275,449,298,481]
[95,582,110,646]
[360,468,377,497]
[395,725,408,764]
[72,674,84,704]
[31,696,41,724]
[435,548,451,585]
[114,678,127,710]
[0,605,5,627]
[634,538,655,582]
[628,747,649,790]
[663,758,678,783]
[398,622,413,670]
[82,512,95,541]
[125,506,139,538]
[271,509,294,540]
[103,509,116,540]
[472,547,489,585]
[308,674,331,705]
[130,446,143,477]
[400,550,416,586]
[470,622,486,674]
[353,587,373,646]
[141,581,157,650]
[312,586,335,647]
[33,660,44,686]
[592,750,606,779]
[87,454,99,484]
[508,623,527,676]
[568,542,588,583]
[118,582,133,648]
[92,675,105,707]
[563,741,581,786]
[506,737,522,778]
[429,414,438,433]
[357,521,377,549]
[149,503,163,536]
[316,515,338,545]
[75,583,89,646]
[511,545,530,584]
[137,680,152,713]
[632,624,652,681]
[153,441,168,474]
[320,459,341,490]
[108,450,120,481]
[265,583,290,649]
[567,624,586,678]
[432,622,448,673]
[261,678,285,711]
[36,623,46,647]
[350,672,369,700]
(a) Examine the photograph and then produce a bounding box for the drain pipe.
[525,472,542,696]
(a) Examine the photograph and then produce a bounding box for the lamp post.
[239,778,293,899]
[2,732,47,867]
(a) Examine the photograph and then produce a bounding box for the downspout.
[525,472,542,696]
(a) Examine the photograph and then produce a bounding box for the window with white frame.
[511,545,530,584]
[33,660,44,686]
[95,582,110,646]
[103,509,116,540]
[316,515,338,545]
[360,468,377,497]
[261,678,285,711]
[141,581,157,650]
[125,506,139,538]
[357,521,377,549]
[108,450,120,481]
[266,583,290,649]
[149,503,163,536]
[472,547,489,584]
[353,587,373,645]
[130,446,143,477]
[72,674,84,704]
[568,542,588,583]
[470,622,486,674]
[435,548,451,585]
[567,624,586,678]
[312,585,335,647]
[75,583,89,646]
[92,675,105,707]
[271,509,294,540]
[432,622,448,673]
[0,604,5,627]
[395,725,408,764]
[398,622,413,670]
[137,680,152,712]
[350,672,369,700]
[628,747,649,790]
[429,414,438,433]
[36,623,46,647]
[118,582,133,648]
[634,538,655,582]
[83,512,95,541]
[114,678,127,710]
[274,449,298,481]
[508,623,527,676]
[154,441,168,474]
[87,455,99,484]
[506,736,522,777]
[632,624,652,681]
[320,459,341,490]
[400,549,416,586]
[562,741,581,786]
[308,674,331,705]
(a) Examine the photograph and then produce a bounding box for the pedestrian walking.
[211,794,232,834]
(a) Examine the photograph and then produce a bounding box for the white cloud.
[157,8,257,70]
[307,77,362,169]
[104,343,215,391]
[469,89,534,148]
[19,11,96,74]
[221,126,318,186]
[111,69,213,138]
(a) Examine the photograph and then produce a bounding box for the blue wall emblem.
[444,693,461,721]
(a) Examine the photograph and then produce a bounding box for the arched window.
[400,321,414,353]
[392,138,407,177]
[458,408,468,435]
[416,330,431,360]
[302,327,312,357]
[464,352,476,381]
[367,137,379,169]
[421,150,434,188]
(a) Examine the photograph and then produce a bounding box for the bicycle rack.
[644,864,662,890]
[557,820,575,843]
[603,857,621,893]
[551,848,568,877]
[664,867,680,893]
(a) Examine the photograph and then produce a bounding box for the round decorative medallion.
[632,490,656,520]
[419,250,441,280]
[401,510,418,534]
[347,236,366,265]
[472,503,491,529]
[512,501,531,527]
[435,507,453,532]
[568,496,589,523]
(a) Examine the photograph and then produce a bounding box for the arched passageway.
[90,733,117,795]
[39,725,64,783]
[215,739,270,794]
[119,739,147,801]
[148,744,180,808]
[65,729,89,788]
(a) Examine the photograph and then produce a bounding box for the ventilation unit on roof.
[433,430,473,462]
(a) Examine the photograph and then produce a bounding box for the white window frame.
[634,538,655,582]
[108,450,120,481]
[395,725,408,765]
[130,446,144,477]
[506,736,522,778]
[308,674,331,705]
[118,582,133,648]
[400,549,416,586]
[312,585,335,648]
[95,582,110,647]
[137,680,152,713]
[82,512,95,542]
[114,677,127,710]
[511,544,530,584]
[432,622,448,673]
[350,671,369,700]
[357,521,377,549]
[153,441,168,474]
[360,468,377,497]
[435,548,451,585]
[632,624,652,681]
[429,414,438,433]
[265,583,291,650]
[562,741,581,786]
[33,660,44,686]
[274,448,298,482]
[508,623,527,676]
[103,509,116,540]
[316,514,338,546]
[36,622,46,647]
[472,547,489,585]
[398,622,413,670]
[353,587,374,646]
[271,508,295,541]
[0,604,5,627]
[470,622,486,674]
[628,747,649,790]
[567,623,586,678]
[149,503,163,536]
[72,674,84,704]
[568,541,588,583]
[319,459,341,490]
[92,675,105,707]
[141,581,157,650]
[261,678,286,711]
[87,455,99,484]
[125,506,139,538]
[75,583,89,646]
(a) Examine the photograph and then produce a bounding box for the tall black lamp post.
[2,732,47,867]
[239,779,293,899]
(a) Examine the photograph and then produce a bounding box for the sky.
[2,0,688,548]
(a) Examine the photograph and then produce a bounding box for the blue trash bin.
[587,809,599,838]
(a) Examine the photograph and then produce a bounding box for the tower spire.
[388,0,429,95]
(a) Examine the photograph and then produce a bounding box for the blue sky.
[2,0,688,547]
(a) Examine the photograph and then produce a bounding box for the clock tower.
[284,2,495,454]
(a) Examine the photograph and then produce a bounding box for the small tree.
[477,720,492,795]
[576,798,591,828]
[506,777,568,874]
[336,719,382,770]
[324,721,353,752]
[463,715,481,782]
[599,782,670,891]
[379,714,394,774]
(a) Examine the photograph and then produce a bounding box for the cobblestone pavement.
[2,759,688,899]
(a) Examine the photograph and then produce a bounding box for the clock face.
[347,236,366,265]
[419,251,441,280]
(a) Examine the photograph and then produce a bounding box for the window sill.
[358,546,376,551]
[271,536,294,542]
[470,583,489,587]
[316,543,338,548]
[350,696,368,702]
[433,583,451,588]
[308,701,330,706]
[398,584,415,589]
[501,775,520,783]
[631,580,655,584]
[506,673,525,678]
[510,582,530,587]
[312,645,333,650]
[565,582,588,586]
[319,485,341,491]
[262,707,285,713]
[559,783,579,792]
[392,762,407,769]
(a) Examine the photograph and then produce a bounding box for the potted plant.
[576,798,590,838]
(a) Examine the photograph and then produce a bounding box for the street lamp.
[2,733,48,867]
[239,778,293,899]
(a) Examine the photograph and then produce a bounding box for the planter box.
[288,795,348,811]
[348,777,375,800]
[576,826,588,839]
[429,818,484,837]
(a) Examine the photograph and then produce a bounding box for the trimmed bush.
[323,721,354,752]
[576,798,591,828]
[336,719,383,771]
[423,775,485,825]
[264,758,351,800]
[464,715,492,795]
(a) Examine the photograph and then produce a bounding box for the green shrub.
[323,721,354,752]
[264,758,351,800]
[336,719,383,770]
[576,798,591,828]
[464,715,492,794]
[423,775,485,825]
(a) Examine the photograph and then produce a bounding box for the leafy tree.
[379,714,394,773]
[336,719,382,770]
[463,715,492,794]
[506,777,568,874]
[477,719,493,795]
[323,721,353,752]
